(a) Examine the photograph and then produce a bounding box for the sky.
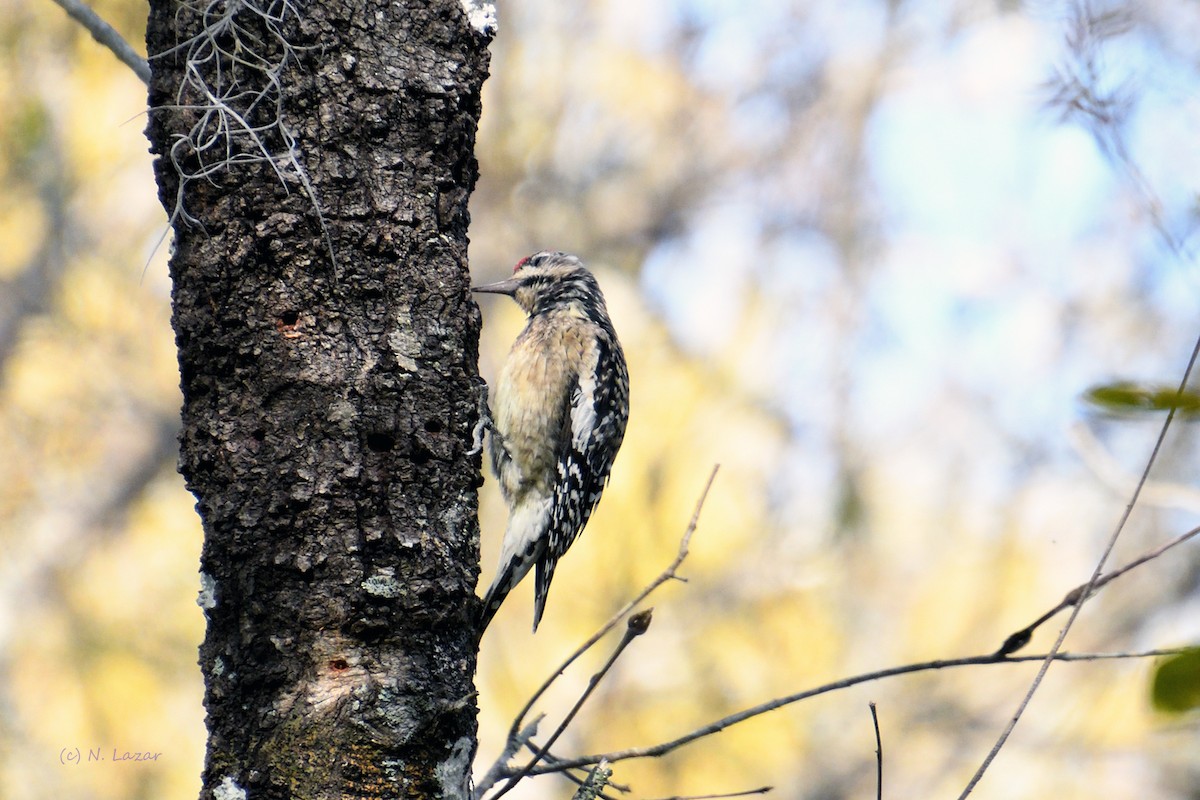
[641,1,1200,446]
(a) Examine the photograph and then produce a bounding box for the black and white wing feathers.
[532,334,629,630]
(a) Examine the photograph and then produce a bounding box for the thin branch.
[869,703,882,800]
[1043,3,1193,257]
[48,0,151,84]
[571,761,613,800]
[474,715,544,798]
[518,648,1182,776]
[475,462,715,800]
[478,733,633,798]
[487,612,653,800]
[994,522,1200,657]
[958,330,1200,799]
[646,787,773,800]
[475,467,718,798]
[507,465,720,743]
[531,747,629,799]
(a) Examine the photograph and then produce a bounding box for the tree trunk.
[143,1,493,797]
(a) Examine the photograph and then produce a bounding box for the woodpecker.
[473,251,630,632]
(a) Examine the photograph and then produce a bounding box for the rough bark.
[144,1,492,797]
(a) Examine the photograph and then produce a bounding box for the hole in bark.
[411,442,432,465]
[276,310,302,337]
[366,432,394,452]
[424,419,443,433]
[251,428,266,442]
[329,658,349,671]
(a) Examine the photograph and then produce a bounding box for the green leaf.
[1084,382,1200,415]
[1151,647,1200,713]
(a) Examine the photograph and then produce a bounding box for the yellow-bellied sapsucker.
[474,251,630,632]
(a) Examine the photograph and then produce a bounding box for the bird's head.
[472,251,606,317]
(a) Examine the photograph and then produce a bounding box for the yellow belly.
[492,313,593,500]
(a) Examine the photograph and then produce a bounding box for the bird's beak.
[471,278,520,296]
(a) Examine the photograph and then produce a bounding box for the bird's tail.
[478,496,550,633]
[530,557,560,632]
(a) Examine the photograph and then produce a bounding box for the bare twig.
[646,787,773,800]
[48,0,151,84]
[994,522,1200,657]
[529,746,629,798]
[475,466,717,798]
[474,715,544,797]
[869,703,882,800]
[958,331,1200,799]
[1043,3,1192,257]
[516,648,1181,776]
[487,612,654,800]
[506,466,720,744]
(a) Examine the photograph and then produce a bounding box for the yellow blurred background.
[2,0,1199,798]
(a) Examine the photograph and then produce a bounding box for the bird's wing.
[532,333,629,629]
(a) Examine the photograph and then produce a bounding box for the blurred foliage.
[1151,647,1200,714]
[1084,381,1200,416]
[3,0,1200,799]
